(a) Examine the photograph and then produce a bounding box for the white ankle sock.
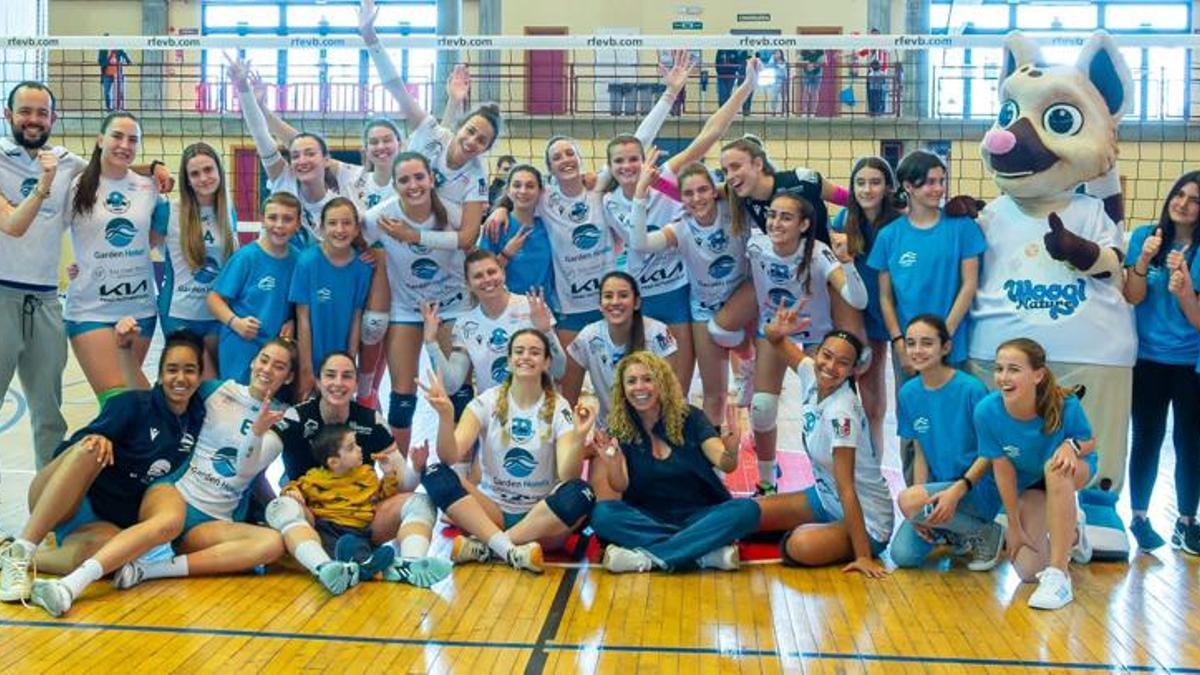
[12,538,36,559]
[487,532,514,559]
[294,540,331,575]
[398,535,429,560]
[60,558,103,599]
[757,460,777,485]
[140,555,190,580]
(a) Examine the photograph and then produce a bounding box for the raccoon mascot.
[959,31,1134,561]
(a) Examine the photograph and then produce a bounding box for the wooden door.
[525,27,568,115]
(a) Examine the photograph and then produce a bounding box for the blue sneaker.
[1130,516,1164,551]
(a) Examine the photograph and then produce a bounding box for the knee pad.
[420,463,469,511]
[387,392,418,429]
[265,496,307,535]
[450,384,475,421]
[544,478,596,526]
[707,318,745,349]
[750,393,779,433]
[399,492,436,528]
[361,311,389,346]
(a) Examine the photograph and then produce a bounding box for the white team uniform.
[406,116,489,210]
[969,194,1136,366]
[452,294,556,391]
[266,162,359,245]
[161,203,234,321]
[345,164,396,212]
[537,185,614,315]
[603,183,688,299]
[566,317,678,420]
[747,235,840,344]
[793,359,894,544]
[64,172,163,323]
[663,200,749,320]
[363,198,468,322]
[467,385,574,514]
[173,380,287,520]
[0,139,87,287]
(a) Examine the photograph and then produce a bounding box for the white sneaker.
[111,561,148,590]
[450,536,490,564]
[0,540,34,602]
[1070,504,1093,564]
[1028,567,1073,610]
[30,578,74,618]
[696,545,740,571]
[505,542,544,574]
[601,545,655,574]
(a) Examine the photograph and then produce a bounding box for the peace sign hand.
[416,369,454,417]
[527,288,553,332]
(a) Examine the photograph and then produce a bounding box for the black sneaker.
[1173,520,1200,556]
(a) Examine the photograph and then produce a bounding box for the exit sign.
[672,20,703,30]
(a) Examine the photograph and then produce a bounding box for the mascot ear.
[999,31,1043,90]
[1076,31,1132,119]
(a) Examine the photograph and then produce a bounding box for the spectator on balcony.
[488,155,515,208]
[98,41,131,112]
[715,49,753,113]
[858,29,894,117]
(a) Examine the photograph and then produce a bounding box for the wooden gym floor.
[2,339,1199,673]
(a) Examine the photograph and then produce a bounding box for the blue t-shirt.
[974,392,1095,491]
[213,242,298,383]
[480,214,557,309]
[866,212,986,363]
[289,246,373,373]
[1126,224,1200,366]
[52,385,206,528]
[831,208,887,341]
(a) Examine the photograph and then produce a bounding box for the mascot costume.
[961,31,1134,561]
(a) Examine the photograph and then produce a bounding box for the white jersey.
[468,384,574,513]
[64,172,163,322]
[747,235,840,344]
[538,185,614,315]
[793,359,894,544]
[452,294,555,391]
[345,164,396,212]
[0,139,87,287]
[364,198,468,322]
[174,380,286,521]
[969,194,1135,366]
[604,185,688,298]
[566,318,678,420]
[266,162,359,245]
[161,203,235,321]
[406,116,489,209]
[664,200,749,319]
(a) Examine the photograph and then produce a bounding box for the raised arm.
[420,302,471,393]
[631,147,677,254]
[226,56,288,181]
[439,63,470,129]
[360,0,430,127]
[763,303,813,371]
[664,57,761,175]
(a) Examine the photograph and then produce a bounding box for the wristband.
[890,335,903,344]
[958,475,974,491]
[1131,266,1147,277]
[149,160,165,174]
[1068,437,1083,458]
[227,314,237,329]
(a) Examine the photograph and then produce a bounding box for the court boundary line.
[0,618,1191,672]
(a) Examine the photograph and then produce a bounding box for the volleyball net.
[4,32,1200,224]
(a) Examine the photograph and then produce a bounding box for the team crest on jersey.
[587,335,607,362]
[303,418,320,438]
[316,287,333,303]
[654,331,674,352]
[145,459,173,482]
[831,417,851,440]
[899,251,918,268]
[256,276,277,292]
[503,447,537,477]
[104,191,130,214]
[490,356,510,384]
[706,229,729,251]
[411,258,440,280]
[488,327,509,352]
[708,255,736,280]
[802,410,817,432]
[179,432,197,452]
[104,218,137,247]
[1002,444,1022,458]
[510,416,534,442]
[767,262,792,284]
[568,201,590,224]
[366,193,382,209]
[19,177,39,198]
[212,446,240,477]
[913,417,931,434]
[193,256,221,284]
[767,288,797,309]
[572,224,601,250]
[431,167,447,188]
[458,320,480,341]
[409,242,431,255]
[423,139,444,160]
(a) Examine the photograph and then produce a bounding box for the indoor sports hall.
[2,0,1200,672]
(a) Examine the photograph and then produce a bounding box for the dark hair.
[158,330,205,378]
[317,350,356,374]
[258,337,301,405]
[179,142,236,272]
[72,112,139,217]
[843,156,901,257]
[6,80,57,112]
[262,190,303,220]
[493,328,558,443]
[895,150,947,207]
[1151,171,1200,269]
[311,423,354,468]
[677,163,731,233]
[457,102,502,151]
[288,132,339,192]
[904,314,952,366]
[392,151,450,229]
[497,154,516,167]
[506,163,544,192]
[769,192,819,293]
[360,118,403,173]
[820,329,865,392]
[600,271,645,352]
[320,196,360,232]
[544,135,582,174]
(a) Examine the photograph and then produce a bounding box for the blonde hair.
[178,142,236,271]
[606,351,687,447]
[493,329,558,444]
[998,338,1073,434]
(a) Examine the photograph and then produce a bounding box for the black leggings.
[1129,359,1200,518]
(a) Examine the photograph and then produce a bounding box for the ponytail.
[73,112,139,218]
[998,337,1072,434]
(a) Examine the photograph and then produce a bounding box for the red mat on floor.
[437,526,783,564]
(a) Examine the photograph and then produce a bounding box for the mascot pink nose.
[982,128,1017,155]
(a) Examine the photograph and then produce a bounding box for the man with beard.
[0,81,172,475]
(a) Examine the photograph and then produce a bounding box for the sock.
[398,534,430,560]
[12,538,36,559]
[487,532,514,559]
[139,555,190,581]
[60,558,103,599]
[757,460,777,486]
[294,540,332,575]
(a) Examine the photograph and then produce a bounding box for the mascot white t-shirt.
[970,193,1135,367]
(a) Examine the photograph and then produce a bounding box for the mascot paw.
[1044,212,1101,270]
[1078,488,1130,562]
[944,195,985,219]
